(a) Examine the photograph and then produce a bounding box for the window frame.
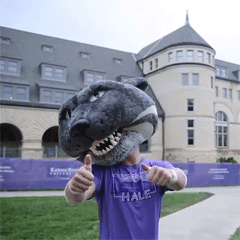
[41,63,67,82]
[0,57,21,76]
[197,51,203,62]
[39,87,76,104]
[182,73,189,86]
[192,73,199,86]
[187,99,194,112]
[215,112,228,148]
[187,50,194,61]
[177,50,183,62]
[0,82,30,101]
[168,52,173,63]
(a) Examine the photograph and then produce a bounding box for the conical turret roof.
[136,24,214,61]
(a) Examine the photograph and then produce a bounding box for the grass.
[0,192,212,240]
[229,227,240,240]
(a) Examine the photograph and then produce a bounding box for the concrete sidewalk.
[159,186,240,240]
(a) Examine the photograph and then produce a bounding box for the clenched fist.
[69,154,94,194]
[141,163,173,186]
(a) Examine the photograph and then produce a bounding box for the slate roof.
[136,23,214,61]
[0,27,143,107]
[215,59,240,83]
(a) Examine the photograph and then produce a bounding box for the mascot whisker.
[59,78,158,166]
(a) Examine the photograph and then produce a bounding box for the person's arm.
[65,154,96,204]
[141,164,187,191]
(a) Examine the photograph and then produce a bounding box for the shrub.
[217,157,238,163]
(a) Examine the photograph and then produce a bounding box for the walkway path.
[159,186,240,240]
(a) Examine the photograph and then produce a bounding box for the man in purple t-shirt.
[65,147,187,239]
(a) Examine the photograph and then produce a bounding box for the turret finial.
[185,10,189,25]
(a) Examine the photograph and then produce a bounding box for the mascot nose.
[70,119,90,137]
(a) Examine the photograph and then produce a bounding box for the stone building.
[1,16,239,162]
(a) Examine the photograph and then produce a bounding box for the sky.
[1,0,240,64]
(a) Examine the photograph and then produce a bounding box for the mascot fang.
[59,78,158,166]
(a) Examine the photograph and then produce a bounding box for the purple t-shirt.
[92,157,174,240]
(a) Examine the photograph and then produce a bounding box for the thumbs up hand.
[69,154,94,194]
[141,163,173,186]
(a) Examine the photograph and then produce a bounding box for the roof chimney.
[185,10,189,25]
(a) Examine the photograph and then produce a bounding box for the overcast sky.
[1,0,240,64]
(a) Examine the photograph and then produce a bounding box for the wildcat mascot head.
[59,78,158,166]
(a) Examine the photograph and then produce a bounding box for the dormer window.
[81,70,105,85]
[113,58,123,65]
[0,57,21,76]
[42,45,53,52]
[0,37,11,45]
[80,52,90,59]
[41,63,67,81]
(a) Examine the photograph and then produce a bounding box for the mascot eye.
[65,109,71,120]
[89,91,105,102]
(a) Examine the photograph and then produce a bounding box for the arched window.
[215,112,228,147]
[42,126,68,158]
[0,123,22,158]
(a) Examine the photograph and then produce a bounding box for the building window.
[215,86,219,97]
[0,37,11,45]
[221,68,227,77]
[16,87,27,100]
[86,73,94,84]
[155,58,158,68]
[0,57,21,76]
[211,77,214,88]
[113,58,123,65]
[41,64,66,81]
[0,83,29,101]
[238,90,240,101]
[81,70,105,85]
[42,126,68,158]
[0,123,22,158]
[187,99,194,112]
[42,45,53,52]
[40,88,76,104]
[80,52,90,59]
[182,73,189,86]
[207,53,211,63]
[168,52,173,62]
[188,130,194,146]
[43,90,52,102]
[150,61,153,70]
[228,89,232,100]
[187,50,193,61]
[3,86,13,99]
[192,74,199,86]
[215,112,228,148]
[177,51,183,61]
[188,119,194,128]
[216,67,220,76]
[222,88,227,98]
[197,51,203,62]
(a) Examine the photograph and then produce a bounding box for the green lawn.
[0,192,212,240]
[229,227,240,240]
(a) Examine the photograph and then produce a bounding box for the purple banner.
[0,158,82,190]
[173,163,240,187]
[0,159,239,190]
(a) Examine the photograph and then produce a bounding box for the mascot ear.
[124,77,149,92]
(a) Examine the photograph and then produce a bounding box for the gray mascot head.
[59,78,158,166]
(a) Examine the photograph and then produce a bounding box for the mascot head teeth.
[89,130,123,156]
